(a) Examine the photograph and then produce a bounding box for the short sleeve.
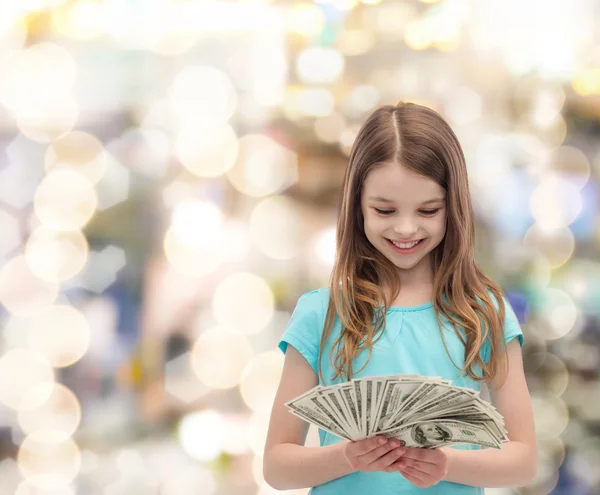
[481,292,525,364]
[278,289,326,375]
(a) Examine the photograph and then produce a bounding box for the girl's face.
[360,162,447,281]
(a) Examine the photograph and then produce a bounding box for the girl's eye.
[373,208,440,216]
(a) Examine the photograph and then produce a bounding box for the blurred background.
[0,0,598,494]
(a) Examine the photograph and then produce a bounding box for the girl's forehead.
[362,164,445,201]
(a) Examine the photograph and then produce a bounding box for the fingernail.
[379,437,387,445]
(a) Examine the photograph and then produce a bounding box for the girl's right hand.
[342,435,406,473]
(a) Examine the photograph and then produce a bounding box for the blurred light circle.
[339,125,359,156]
[0,350,54,410]
[26,305,91,368]
[160,465,216,495]
[15,480,76,495]
[285,3,326,36]
[314,113,346,143]
[250,196,302,260]
[212,272,274,334]
[163,226,227,277]
[296,47,344,85]
[240,351,284,412]
[522,224,574,269]
[169,65,237,123]
[336,28,376,56]
[175,122,239,178]
[537,436,566,473]
[17,431,81,490]
[51,1,105,40]
[554,259,600,308]
[530,175,582,230]
[246,411,271,456]
[227,134,297,197]
[537,288,578,340]
[531,396,569,440]
[0,43,77,114]
[177,410,224,462]
[171,200,223,250]
[25,227,89,283]
[313,227,336,266]
[190,328,253,389]
[537,115,567,148]
[45,131,107,185]
[344,84,381,115]
[0,255,59,315]
[221,415,251,455]
[18,383,81,441]
[34,169,97,232]
[16,94,79,143]
[290,88,335,118]
[546,146,591,190]
[527,352,569,398]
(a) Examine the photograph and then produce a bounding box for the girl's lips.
[385,237,426,254]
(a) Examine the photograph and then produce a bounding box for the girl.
[263,102,537,494]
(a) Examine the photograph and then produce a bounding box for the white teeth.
[391,239,420,249]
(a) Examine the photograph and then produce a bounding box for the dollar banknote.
[284,374,508,449]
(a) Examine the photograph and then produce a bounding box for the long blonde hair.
[319,102,509,388]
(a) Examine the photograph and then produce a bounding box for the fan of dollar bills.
[285,374,508,449]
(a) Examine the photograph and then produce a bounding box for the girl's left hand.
[385,447,450,488]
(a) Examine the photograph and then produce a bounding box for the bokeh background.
[0,0,598,494]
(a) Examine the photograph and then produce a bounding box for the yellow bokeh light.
[336,28,376,56]
[531,396,570,440]
[45,131,107,185]
[16,94,79,143]
[51,0,106,41]
[0,349,54,410]
[177,410,225,462]
[286,4,326,36]
[18,383,82,441]
[296,47,345,85]
[0,255,59,316]
[171,200,224,250]
[18,431,81,490]
[34,169,98,232]
[284,87,335,118]
[175,122,239,178]
[26,305,91,368]
[538,288,578,340]
[571,67,600,96]
[404,20,432,50]
[227,134,298,196]
[522,224,574,269]
[190,328,253,389]
[168,65,237,124]
[212,272,274,334]
[530,175,582,231]
[163,226,227,277]
[546,146,591,190]
[239,351,284,412]
[250,196,303,260]
[25,227,89,283]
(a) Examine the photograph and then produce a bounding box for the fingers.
[400,447,446,465]
[360,439,403,466]
[352,436,389,456]
[399,467,427,487]
[366,444,406,471]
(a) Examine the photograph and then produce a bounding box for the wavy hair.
[318,101,509,389]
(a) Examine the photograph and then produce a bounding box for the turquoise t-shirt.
[278,287,524,495]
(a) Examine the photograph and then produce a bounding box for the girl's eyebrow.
[367,195,445,204]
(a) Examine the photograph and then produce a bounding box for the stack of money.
[285,374,508,449]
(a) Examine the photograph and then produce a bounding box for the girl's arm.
[263,345,406,489]
[263,345,355,489]
[390,338,537,488]
[440,338,537,487]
